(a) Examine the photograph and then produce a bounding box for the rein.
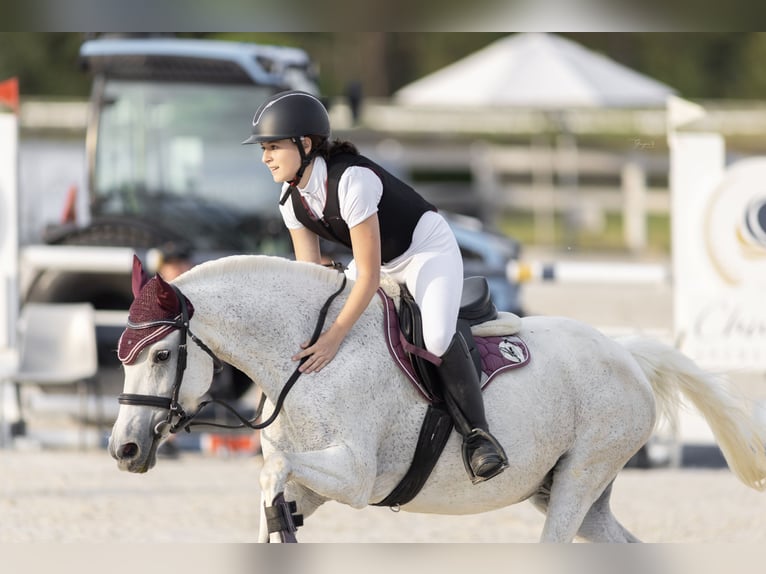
[118,271,347,436]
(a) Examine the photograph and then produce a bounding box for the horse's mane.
[176,254,522,334]
[177,254,345,289]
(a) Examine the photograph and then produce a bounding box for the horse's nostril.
[119,443,139,459]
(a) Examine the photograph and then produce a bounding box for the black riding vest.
[290,153,437,263]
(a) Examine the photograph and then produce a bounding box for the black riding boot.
[437,332,508,484]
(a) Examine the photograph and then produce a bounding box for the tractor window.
[91,80,288,252]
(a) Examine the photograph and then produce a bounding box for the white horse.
[108,254,766,542]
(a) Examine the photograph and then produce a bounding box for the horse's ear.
[131,255,151,298]
[155,272,179,313]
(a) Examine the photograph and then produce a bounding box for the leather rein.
[118,272,347,436]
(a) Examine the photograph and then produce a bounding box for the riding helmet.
[242,90,330,145]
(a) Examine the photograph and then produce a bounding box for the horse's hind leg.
[576,482,641,542]
[536,456,627,543]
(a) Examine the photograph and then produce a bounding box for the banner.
[671,129,766,370]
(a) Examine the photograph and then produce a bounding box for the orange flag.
[0,77,19,114]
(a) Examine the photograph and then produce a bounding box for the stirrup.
[461,428,509,485]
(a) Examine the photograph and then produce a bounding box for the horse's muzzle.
[109,436,158,473]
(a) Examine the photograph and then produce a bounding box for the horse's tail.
[618,335,766,491]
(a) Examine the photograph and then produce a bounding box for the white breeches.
[346,211,463,356]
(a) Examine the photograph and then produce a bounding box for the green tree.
[0,33,88,97]
[734,33,766,99]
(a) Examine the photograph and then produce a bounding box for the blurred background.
[4,32,766,250]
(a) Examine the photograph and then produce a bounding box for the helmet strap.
[279,185,295,206]
[279,137,314,206]
[293,136,314,180]
[279,137,315,205]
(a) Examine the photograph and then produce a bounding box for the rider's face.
[260,138,305,183]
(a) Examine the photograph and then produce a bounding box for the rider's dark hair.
[309,136,358,160]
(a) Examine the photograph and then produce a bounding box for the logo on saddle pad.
[499,337,526,363]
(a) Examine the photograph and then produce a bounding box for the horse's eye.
[154,349,171,363]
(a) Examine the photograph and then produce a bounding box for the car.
[443,211,524,316]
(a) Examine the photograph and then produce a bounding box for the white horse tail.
[618,335,766,491]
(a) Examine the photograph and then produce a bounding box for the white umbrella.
[395,33,676,108]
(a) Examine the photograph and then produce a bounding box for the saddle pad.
[378,289,530,403]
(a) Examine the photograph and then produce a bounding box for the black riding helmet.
[242,90,330,199]
[242,90,330,145]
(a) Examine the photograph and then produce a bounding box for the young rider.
[242,90,508,483]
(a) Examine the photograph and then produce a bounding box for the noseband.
[118,273,347,436]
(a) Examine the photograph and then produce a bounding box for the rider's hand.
[293,328,345,373]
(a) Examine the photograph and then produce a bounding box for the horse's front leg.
[259,445,375,542]
[257,491,270,543]
[259,451,307,543]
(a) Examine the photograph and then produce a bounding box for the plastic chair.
[13,302,100,448]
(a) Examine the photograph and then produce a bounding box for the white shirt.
[276,155,463,355]
[278,157,383,230]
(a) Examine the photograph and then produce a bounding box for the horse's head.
[108,256,215,473]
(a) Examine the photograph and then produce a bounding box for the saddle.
[398,276,496,401]
[373,276,529,508]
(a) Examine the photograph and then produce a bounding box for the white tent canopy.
[394,33,676,109]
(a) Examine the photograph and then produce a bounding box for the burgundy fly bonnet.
[117,255,194,364]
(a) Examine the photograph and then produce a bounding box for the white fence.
[363,136,668,252]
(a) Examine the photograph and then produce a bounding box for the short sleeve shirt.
[278,157,383,230]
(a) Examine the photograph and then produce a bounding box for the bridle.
[118,272,347,437]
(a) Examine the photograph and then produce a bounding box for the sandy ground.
[1,449,765,543]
